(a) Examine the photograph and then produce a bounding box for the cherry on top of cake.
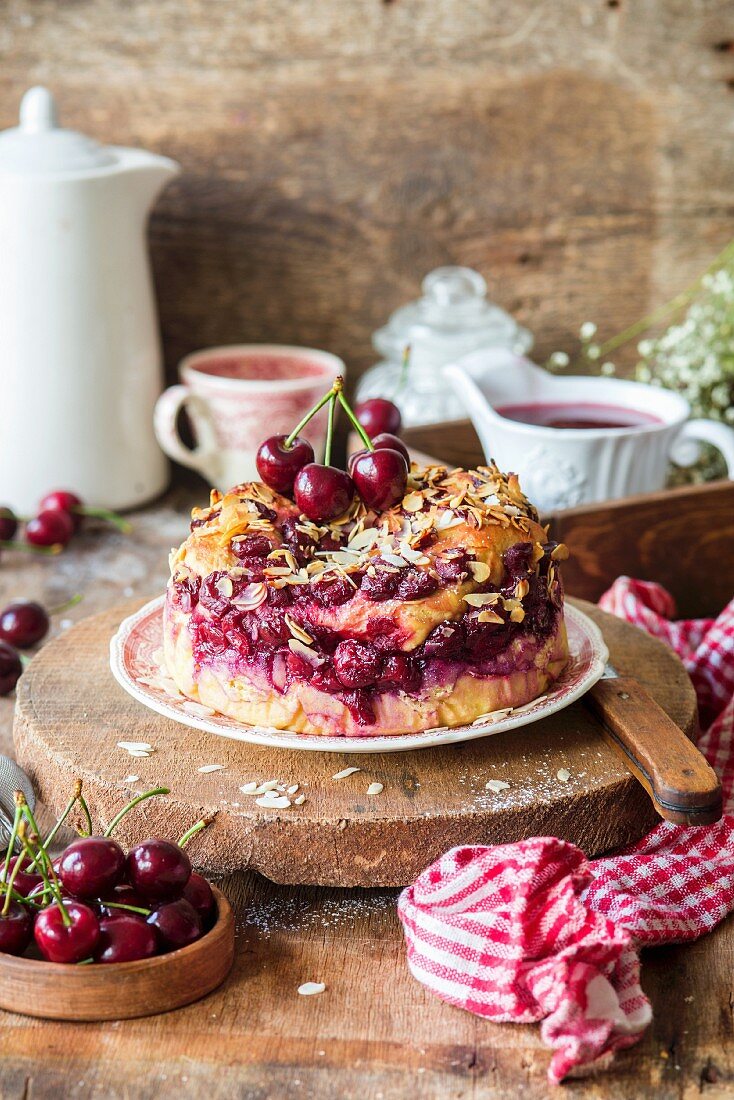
[176,461,553,591]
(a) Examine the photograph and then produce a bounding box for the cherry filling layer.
[171,542,563,726]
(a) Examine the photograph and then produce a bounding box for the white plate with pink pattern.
[110,598,609,753]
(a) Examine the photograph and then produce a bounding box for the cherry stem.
[178,815,215,849]
[1,819,25,917]
[77,792,93,837]
[2,801,22,870]
[103,787,170,838]
[13,793,44,872]
[337,391,374,451]
[393,344,412,398]
[17,824,70,926]
[48,594,83,617]
[76,506,133,534]
[0,541,62,556]
[284,377,344,449]
[104,901,152,916]
[323,393,337,467]
[43,779,83,850]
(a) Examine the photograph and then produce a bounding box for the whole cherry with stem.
[338,388,408,511]
[293,379,356,522]
[25,509,75,549]
[38,490,132,535]
[0,594,82,650]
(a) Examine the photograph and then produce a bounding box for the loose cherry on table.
[34,899,100,964]
[0,600,50,649]
[0,641,22,697]
[25,509,75,549]
[354,397,402,438]
[38,490,84,533]
[0,508,18,542]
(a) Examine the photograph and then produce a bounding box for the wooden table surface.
[0,487,732,1099]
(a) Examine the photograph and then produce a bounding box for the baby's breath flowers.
[545,240,734,480]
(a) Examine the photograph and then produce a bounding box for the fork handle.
[587,676,723,826]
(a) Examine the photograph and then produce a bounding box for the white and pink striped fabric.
[398,577,734,1084]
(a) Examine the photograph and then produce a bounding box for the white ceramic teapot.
[445,349,734,513]
[0,87,179,513]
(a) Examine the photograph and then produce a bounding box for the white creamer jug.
[0,87,179,512]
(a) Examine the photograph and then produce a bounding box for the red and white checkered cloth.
[398,577,734,1084]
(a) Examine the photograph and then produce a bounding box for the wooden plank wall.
[1,1,733,389]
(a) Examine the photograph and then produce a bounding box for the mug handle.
[670,418,734,477]
[154,385,219,477]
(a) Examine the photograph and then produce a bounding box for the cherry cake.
[164,462,569,737]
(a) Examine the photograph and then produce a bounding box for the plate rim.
[110,597,609,754]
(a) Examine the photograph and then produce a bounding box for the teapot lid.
[373,265,533,362]
[0,87,116,174]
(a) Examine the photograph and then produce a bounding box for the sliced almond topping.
[288,638,320,664]
[551,543,570,561]
[464,592,501,607]
[477,609,504,624]
[402,492,424,513]
[232,582,267,610]
[468,561,491,583]
[285,614,314,645]
[382,553,408,568]
[510,606,526,623]
[514,579,530,599]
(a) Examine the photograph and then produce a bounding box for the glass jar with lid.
[355,265,533,427]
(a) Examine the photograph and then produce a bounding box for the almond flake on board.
[198,764,225,774]
[127,750,152,758]
[332,767,361,780]
[255,795,292,809]
[485,779,511,793]
[367,782,384,795]
[298,982,326,996]
[117,741,153,752]
[122,775,140,784]
[557,768,571,783]
[293,794,307,806]
[240,782,258,793]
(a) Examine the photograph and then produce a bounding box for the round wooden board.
[13,599,696,888]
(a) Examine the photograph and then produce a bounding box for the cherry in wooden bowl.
[0,885,234,1021]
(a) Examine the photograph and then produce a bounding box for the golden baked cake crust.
[164,462,569,736]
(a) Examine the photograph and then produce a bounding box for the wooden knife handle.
[587,676,723,826]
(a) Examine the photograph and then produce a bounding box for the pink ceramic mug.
[154,345,344,488]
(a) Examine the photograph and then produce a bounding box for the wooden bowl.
[0,885,235,1021]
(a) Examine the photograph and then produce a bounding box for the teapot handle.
[154,385,219,477]
[670,418,734,478]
